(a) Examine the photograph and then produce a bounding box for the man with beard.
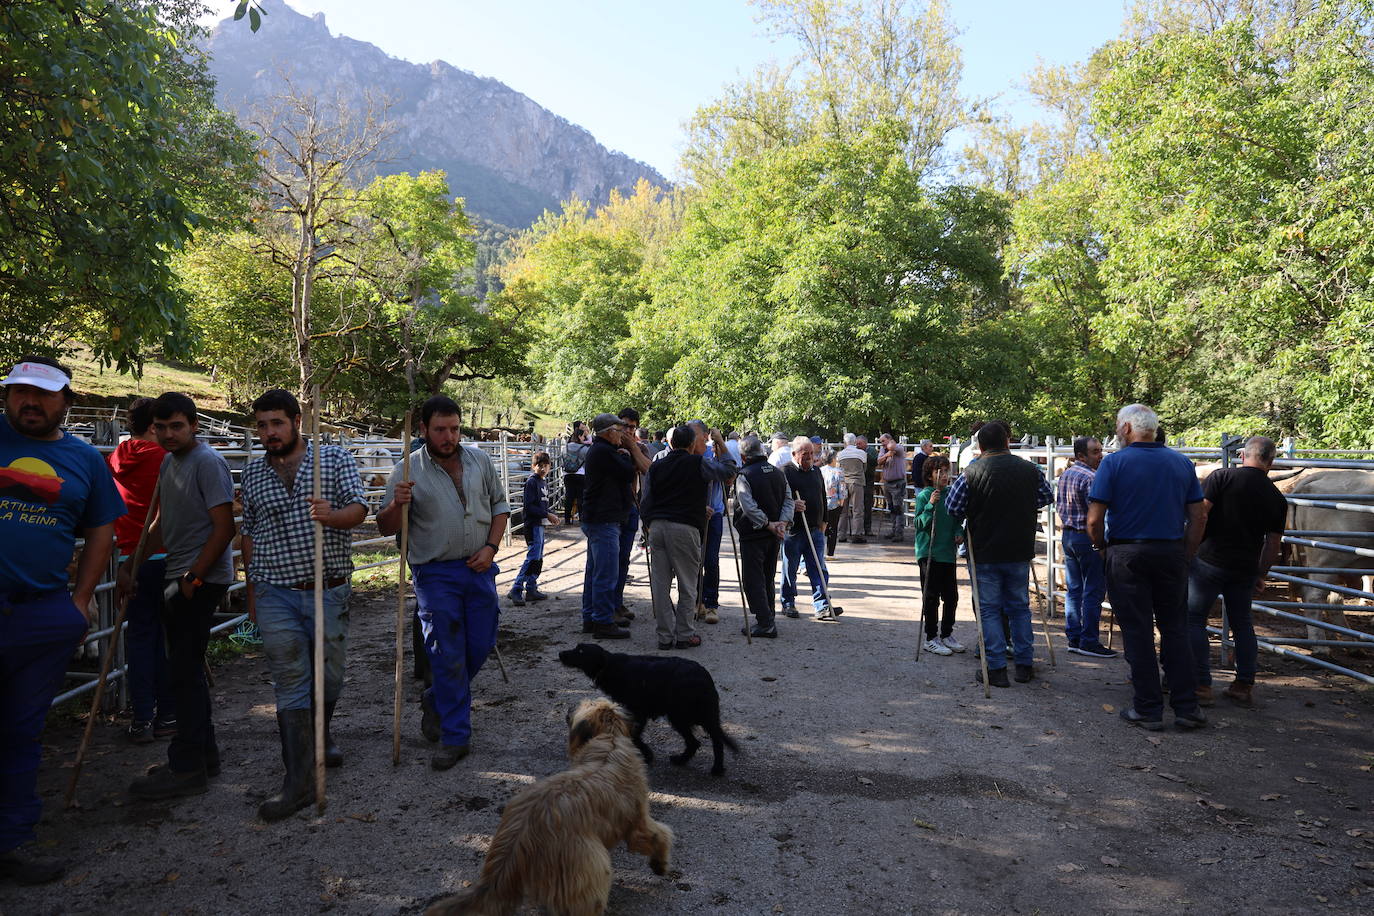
[379,396,510,770]
[780,438,841,621]
[734,436,793,638]
[238,389,367,820]
[126,393,237,801]
[0,358,123,884]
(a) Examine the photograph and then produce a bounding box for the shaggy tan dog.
[425,698,673,916]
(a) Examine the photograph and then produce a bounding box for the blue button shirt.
[1088,442,1202,541]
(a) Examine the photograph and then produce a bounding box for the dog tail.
[711,724,741,755]
[424,881,505,916]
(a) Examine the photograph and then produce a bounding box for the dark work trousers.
[1103,542,1199,720]
[918,557,958,641]
[701,512,724,609]
[1,589,88,853]
[124,557,174,724]
[614,505,639,610]
[563,474,583,522]
[162,582,228,774]
[739,536,780,629]
[863,484,876,535]
[825,506,841,556]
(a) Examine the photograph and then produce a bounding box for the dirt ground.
[6,526,1374,916]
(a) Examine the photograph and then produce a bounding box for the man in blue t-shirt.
[0,358,124,885]
[1086,404,1207,732]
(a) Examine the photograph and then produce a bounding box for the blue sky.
[205,1,1128,177]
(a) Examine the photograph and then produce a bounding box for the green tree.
[0,0,255,369]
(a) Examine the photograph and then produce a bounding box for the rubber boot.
[258,709,315,822]
[323,701,342,768]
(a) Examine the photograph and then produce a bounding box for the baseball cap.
[2,361,71,392]
[592,413,621,432]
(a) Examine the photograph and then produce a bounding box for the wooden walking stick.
[311,387,327,814]
[1030,557,1057,666]
[793,490,836,619]
[392,411,412,765]
[965,529,992,699]
[66,480,162,808]
[725,505,751,645]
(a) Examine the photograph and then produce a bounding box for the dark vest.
[962,453,1043,564]
[783,463,825,528]
[735,459,786,541]
[642,450,708,531]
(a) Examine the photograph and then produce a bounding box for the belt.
[1,587,64,605]
[287,576,349,591]
[1062,526,1086,533]
[1107,538,1179,546]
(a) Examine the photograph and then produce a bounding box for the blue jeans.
[780,528,829,612]
[514,523,545,590]
[253,581,352,712]
[1187,557,1258,685]
[614,506,639,609]
[702,512,723,609]
[0,589,88,853]
[973,561,1034,670]
[1061,531,1105,646]
[411,559,500,747]
[124,557,173,723]
[581,522,621,625]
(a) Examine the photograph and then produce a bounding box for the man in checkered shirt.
[1056,436,1115,658]
[239,389,367,822]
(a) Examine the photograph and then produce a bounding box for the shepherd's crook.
[311,387,327,814]
[1030,559,1056,666]
[66,480,162,808]
[392,411,412,765]
[965,529,992,699]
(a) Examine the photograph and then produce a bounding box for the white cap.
[2,361,71,392]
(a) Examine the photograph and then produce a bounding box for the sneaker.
[1195,684,1215,707]
[1013,664,1035,683]
[703,608,719,625]
[506,589,525,607]
[420,692,440,743]
[152,717,178,739]
[127,720,155,745]
[0,844,66,885]
[978,667,1011,688]
[1119,707,1164,731]
[1067,638,1080,650]
[941,635,965,653]
[431,744,470,771]
[1174,710,1208,731]
[830,604,844,617]
[814,608,837,622]
[742,625,778,638]
[923,639,953,656]
[1072,642,1117,659]
[781,604,799,619]
[128,764,208,800]
[592,622,631,640]
[526,587,549,602]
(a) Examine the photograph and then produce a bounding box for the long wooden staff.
[725,505,751,645]
[311,387,327,813]
[392,411,412,765]
[1030,558,1057,666]
[66,480,162,808]
[966,527,992,699]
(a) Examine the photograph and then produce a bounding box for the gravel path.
[7,527,1374,915]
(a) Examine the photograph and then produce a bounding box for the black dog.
[558,643,739,776]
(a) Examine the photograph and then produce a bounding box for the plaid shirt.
[944,461,1053,521]
[240,443,367,585]
[1055,460,1095,531]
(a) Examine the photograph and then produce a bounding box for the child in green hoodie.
[914,455,965,656]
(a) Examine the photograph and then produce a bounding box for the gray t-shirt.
[160,442,236,584]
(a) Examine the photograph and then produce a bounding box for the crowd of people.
[0,353,1286,886]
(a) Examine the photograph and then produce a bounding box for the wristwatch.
[483,541,500,555]
[182,572,204,588]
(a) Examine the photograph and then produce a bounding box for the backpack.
[561,442,587,474]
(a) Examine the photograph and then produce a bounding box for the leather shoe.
[431,744,470,771]
[978,667,1010,689]
[1013,664,1034,683]
[1119,707,1164,731]
[592,622,631,640]
[1174,710,1207,731]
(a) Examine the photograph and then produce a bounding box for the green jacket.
[914,485,963,563]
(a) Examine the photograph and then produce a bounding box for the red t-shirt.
[108,438,164,555]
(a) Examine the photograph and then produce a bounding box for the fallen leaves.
[1056,863,1084,873]
[1100,856,1121,868]
[1260,793,1285,801]
[912,819,936,831]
